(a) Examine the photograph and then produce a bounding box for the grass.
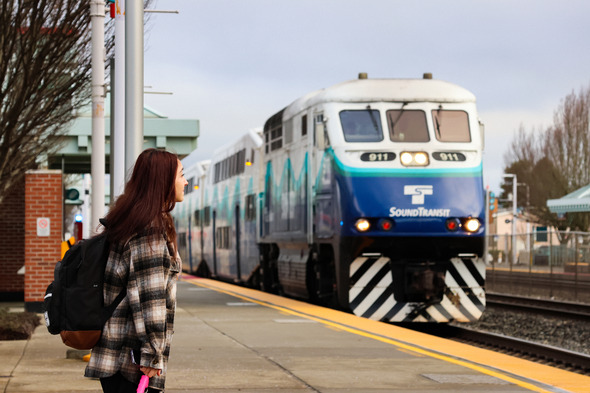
[0,307,41,340]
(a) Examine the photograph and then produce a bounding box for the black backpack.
[43,231,126,350]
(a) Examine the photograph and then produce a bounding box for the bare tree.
[0,0,94,204]
[543,85,590,190]
[502,84,590,233]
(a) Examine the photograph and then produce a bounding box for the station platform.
[1,274,589,392]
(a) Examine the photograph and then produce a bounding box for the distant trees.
[501,84,590,232]
[0,1,93,204]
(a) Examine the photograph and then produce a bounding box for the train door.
[313,112,334,239]
[187,214,193,272]
[212,210,217,276]
[199,209,204,265]
[235,204,241,280]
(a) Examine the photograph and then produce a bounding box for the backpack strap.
[100,288,127,324]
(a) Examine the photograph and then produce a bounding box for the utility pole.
[90,0,105,234]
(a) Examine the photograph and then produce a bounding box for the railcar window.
[431,110,471,142]
[215,226,230,249]
[264,110,284,152]
[386,110,429,142]
[339,110,383,142]
[194,210,200,226]
[213,149,246,184]
[245,194,256,221]
[203,206,211,226]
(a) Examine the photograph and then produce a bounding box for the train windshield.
[340,110,383,142]
[432,109,471,142]
[386,110,429,142]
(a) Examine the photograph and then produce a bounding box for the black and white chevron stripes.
[349,256,486,322]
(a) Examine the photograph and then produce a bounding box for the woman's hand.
[139,366,161,378]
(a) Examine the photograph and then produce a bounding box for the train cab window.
[301,115,307,136]
[432,109,471,142]
[339,109,383,142]
[386,110,429,142]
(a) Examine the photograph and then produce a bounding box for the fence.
[485,230,590,303]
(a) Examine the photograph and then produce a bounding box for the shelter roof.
[547,184,590,213]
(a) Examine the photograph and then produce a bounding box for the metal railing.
[485,231,590,303]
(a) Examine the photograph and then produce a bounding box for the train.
[173,73,486,322]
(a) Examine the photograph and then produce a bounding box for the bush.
[0,307,41,340]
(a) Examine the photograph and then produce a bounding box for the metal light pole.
[90,0,105,234]
[113,0,126,199]
[125,0,144,174]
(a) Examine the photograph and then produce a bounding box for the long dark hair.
[104,148,179,253]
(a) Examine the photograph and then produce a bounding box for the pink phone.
[137,375,149,393]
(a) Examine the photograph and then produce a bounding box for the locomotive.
[173,73,486,322]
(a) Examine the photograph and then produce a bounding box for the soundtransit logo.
[388,185,450,218]
[404,185,433,205]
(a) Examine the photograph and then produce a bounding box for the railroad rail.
[486,292,590,320]
[486,269,590,303]
[403,324,590,375]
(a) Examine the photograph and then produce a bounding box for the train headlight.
[464,218,481,232]
[400,151,430,167]
[355,218,370,232]
[400,152,413,166]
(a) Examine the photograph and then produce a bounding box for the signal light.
[445,218,460,231]
[378,219,393,231]
[488,190,498,224]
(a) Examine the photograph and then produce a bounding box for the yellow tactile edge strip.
[183,275,590,393]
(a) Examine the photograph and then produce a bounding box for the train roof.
[182,158,210,177]
[211,128,263,162]
[282,78,476,119]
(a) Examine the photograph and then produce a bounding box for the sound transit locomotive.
[173,73,486,322]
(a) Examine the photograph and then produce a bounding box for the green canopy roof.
[547,184,590,213]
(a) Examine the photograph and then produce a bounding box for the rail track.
[486,292,590,320]
[403,323,590,375]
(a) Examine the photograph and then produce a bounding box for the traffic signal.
[107,0,115,18]
[488,191,498,223]
[74,214,83,241]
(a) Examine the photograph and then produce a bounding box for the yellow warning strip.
[183,276,590,393]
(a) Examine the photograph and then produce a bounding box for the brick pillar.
[0,178,26,300]
[24,170,62,312]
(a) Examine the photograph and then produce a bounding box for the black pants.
[100,372,161,393]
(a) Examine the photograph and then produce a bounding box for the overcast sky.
[141,0,590,193]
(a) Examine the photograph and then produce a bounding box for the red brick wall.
[24,170,62,310]
[0,178,26,299]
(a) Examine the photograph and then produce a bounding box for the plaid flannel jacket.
[85,230,180,391]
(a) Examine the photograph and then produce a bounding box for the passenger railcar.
[174,74,486,322]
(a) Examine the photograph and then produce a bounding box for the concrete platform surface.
[0,276,588,392]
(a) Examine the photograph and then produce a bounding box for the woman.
[85,149,188,393]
